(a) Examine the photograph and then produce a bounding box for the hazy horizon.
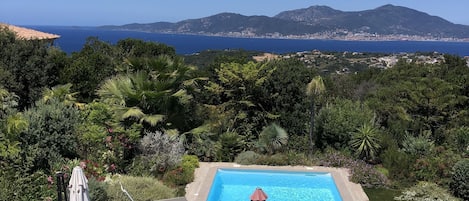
[1,0,469,26]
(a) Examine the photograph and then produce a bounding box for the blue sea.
[28,26,469,56]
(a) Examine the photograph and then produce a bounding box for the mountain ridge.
[100,4,469,41]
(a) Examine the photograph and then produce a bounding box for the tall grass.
[107,175,176,201]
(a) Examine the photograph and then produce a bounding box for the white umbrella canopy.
[68,166,90,201]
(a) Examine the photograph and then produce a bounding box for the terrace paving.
[185,162,369,201]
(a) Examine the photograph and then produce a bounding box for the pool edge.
[185,162,369,201]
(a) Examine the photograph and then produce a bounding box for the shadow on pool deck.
[185,162,369,201]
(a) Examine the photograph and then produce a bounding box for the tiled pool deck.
[185,162,369,201]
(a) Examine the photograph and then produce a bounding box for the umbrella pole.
[62,173,68,201]
[56,172,64,201]
[56,172,69,201]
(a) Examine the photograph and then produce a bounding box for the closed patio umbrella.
[250,187,268,201]
[68,166,90,201]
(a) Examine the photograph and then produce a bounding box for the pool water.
[207,169,343,201]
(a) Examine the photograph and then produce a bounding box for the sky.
[1,0,468,26]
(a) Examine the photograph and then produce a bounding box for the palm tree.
[305,76,325,155]
[350,123,381,160]
[259,123,288,154]
[97,56,200,130]
[41,83,82,108]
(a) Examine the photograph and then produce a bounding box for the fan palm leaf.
[140,114,165,127]
[122,107,145,120]
[259,123,288,154]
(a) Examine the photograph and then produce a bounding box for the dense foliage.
[1,27,468,200]
[450,159,469,200]
[395,181,461,201]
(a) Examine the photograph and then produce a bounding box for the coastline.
[99,27,469,43]
[25,26,469,56]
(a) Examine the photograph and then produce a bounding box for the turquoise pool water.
[207,169,343,201]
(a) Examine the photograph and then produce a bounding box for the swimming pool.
[206,169,343,201]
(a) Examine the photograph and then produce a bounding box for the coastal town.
[254,50,469,74]
[207,30,469,42]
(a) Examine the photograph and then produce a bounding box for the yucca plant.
[350,123,381,160]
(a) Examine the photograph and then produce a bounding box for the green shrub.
[315,99,375,150]
[182,155,199,170]
[235,151,261,165]
[163,155,199,188]
[88,177,109,201]
[126,156,148,177]
[218,132,244,162]
[0,169,55,201]
[411,147,461,185]
[162,167,194,187]
[382,147,414,184]
[450,159,469,200]
[235,151,310,166]
[256,154,290,166]
[376,166,389,177]
[395,181,461,201]
[447,127,469,156]
[106,175,176,201]
[401,132,435,157]
[21,99,82,171]
[320,152,388,188]
[285,151,311,166]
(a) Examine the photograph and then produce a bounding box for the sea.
[28,26,469,56]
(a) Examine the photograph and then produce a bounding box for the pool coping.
[185,162,369,201]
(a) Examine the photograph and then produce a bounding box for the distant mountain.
[275,4,469,38]
[102,12,328,36]
[275,5,344,25]
[101,4,469,40]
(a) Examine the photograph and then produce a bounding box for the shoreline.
[100,27,469,43]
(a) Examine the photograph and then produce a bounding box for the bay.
[28,26,469,56]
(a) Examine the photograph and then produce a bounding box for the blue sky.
[1,0,468,26]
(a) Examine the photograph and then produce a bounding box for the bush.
[381,147,414,184]
[395,181,460,201]
[162,167,193,187]
[401,132,434,157]
[315,99,375,150]
[284,151,311,166]
[0,169,55,201]
[129,131,184,176]
[88,177,109,201]
[20,99,82,171]
[218,132,244,162]
[163,155,199,188]
[77,102,141,173]
[235,151,261,165]
[411,147,461,185]
[320,152,388,188]
[106,175,176,201]
[256,154,290,166]
[450,159,469,200]
[447,127,469,156]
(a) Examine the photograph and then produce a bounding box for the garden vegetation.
[0,27,468,200]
